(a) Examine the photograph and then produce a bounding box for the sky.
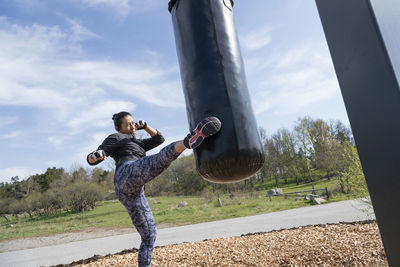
[0,0,351,183]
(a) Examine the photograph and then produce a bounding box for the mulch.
[54,220,387,267]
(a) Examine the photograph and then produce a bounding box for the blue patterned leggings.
[114,142,181,267]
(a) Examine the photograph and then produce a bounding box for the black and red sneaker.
[183,117,221,149]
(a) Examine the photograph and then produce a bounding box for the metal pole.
[315,0,400,265]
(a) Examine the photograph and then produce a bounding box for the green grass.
[0,178,367,242]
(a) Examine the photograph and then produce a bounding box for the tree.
[279,128,300,184]
[3,176,25,199]
[0,182,19,199]
[263,137,281,188]
[174,155,207,195]
[50,171,72,189]
[338,141,368,195]
[308,119,332,172]
[294,117,315,182]
[71,167,89,183]
[294,117,314,159]
[258,127,268,183]
[297,151,313,183]
[21,192,41,219]
[65,182,107,212]
[9,198,23,219]
[0,198,12,221]
[330,119,353,145]
[32,167,65,192]
[20,177,41,196]
[294,117,349,180]
[91,168,114,190]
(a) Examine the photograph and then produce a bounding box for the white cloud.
[0,131,21,140]
[0,18,183,137]
[274,42,332,70]
[67,18,99,42]
[0,116,18,127]
[247,41,340,115]
[240,26,272,51]
[80,0,159,17]
[13,0,45,11]
[47,136,64,149]
[66,100,135,131]
[46,160,60,166]
[0,167,43,182]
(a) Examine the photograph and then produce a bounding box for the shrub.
[65,182,107,212]
[0,198,13,221]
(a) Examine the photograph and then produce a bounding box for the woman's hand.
[135,120,147,130]
[88,150,107,164]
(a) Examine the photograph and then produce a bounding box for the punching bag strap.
[223,0,234,11]
[168,0,234,13]
[168,0,178,13]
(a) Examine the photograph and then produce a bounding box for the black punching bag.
[169,0,264,183]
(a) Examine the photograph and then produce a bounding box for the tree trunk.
[274,175,279,188]
[249,178,254,188]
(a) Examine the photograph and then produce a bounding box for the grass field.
[0,178,366,242]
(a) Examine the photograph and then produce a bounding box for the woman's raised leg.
[115,142,181,195]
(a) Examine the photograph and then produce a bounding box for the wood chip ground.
[62,221,387,267]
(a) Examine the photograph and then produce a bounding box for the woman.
[87,111,221,267]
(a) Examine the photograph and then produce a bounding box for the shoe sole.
[185,117,221,149]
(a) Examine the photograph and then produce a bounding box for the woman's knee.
[138,220,157,247]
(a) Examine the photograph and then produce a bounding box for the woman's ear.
[115,125,119,132]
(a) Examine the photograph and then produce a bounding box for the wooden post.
[17,215,20,233]
[217,193,223,207]
[325,187,330,199]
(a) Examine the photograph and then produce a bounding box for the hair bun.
[112,114,117,120]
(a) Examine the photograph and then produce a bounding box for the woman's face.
[118,115,136,135]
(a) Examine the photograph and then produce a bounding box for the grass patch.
[0,178,367,242]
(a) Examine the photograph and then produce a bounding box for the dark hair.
[112,111,132,130]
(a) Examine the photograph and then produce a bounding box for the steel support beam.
[315,0,400,266]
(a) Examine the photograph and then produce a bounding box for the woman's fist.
[135,120,147,130]
[87,150,106,164]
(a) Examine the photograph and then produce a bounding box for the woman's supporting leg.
[118,188,156,267]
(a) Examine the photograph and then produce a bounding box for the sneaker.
[183,117,221,149]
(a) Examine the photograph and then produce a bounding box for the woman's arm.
[86,134,119,165]
[144,125,158,137]
[140,124,165,151]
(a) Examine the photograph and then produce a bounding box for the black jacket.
[87,131,165,166]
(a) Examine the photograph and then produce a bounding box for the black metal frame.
[315,0,400,266]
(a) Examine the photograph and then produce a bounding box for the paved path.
[0,199,375,267]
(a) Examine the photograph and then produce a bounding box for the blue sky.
[0,0,350,183]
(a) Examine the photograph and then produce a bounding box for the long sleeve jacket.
[87,131,165,166]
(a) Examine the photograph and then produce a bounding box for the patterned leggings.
[114,142,181,267]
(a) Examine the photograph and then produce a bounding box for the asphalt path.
[0,199,375,267]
